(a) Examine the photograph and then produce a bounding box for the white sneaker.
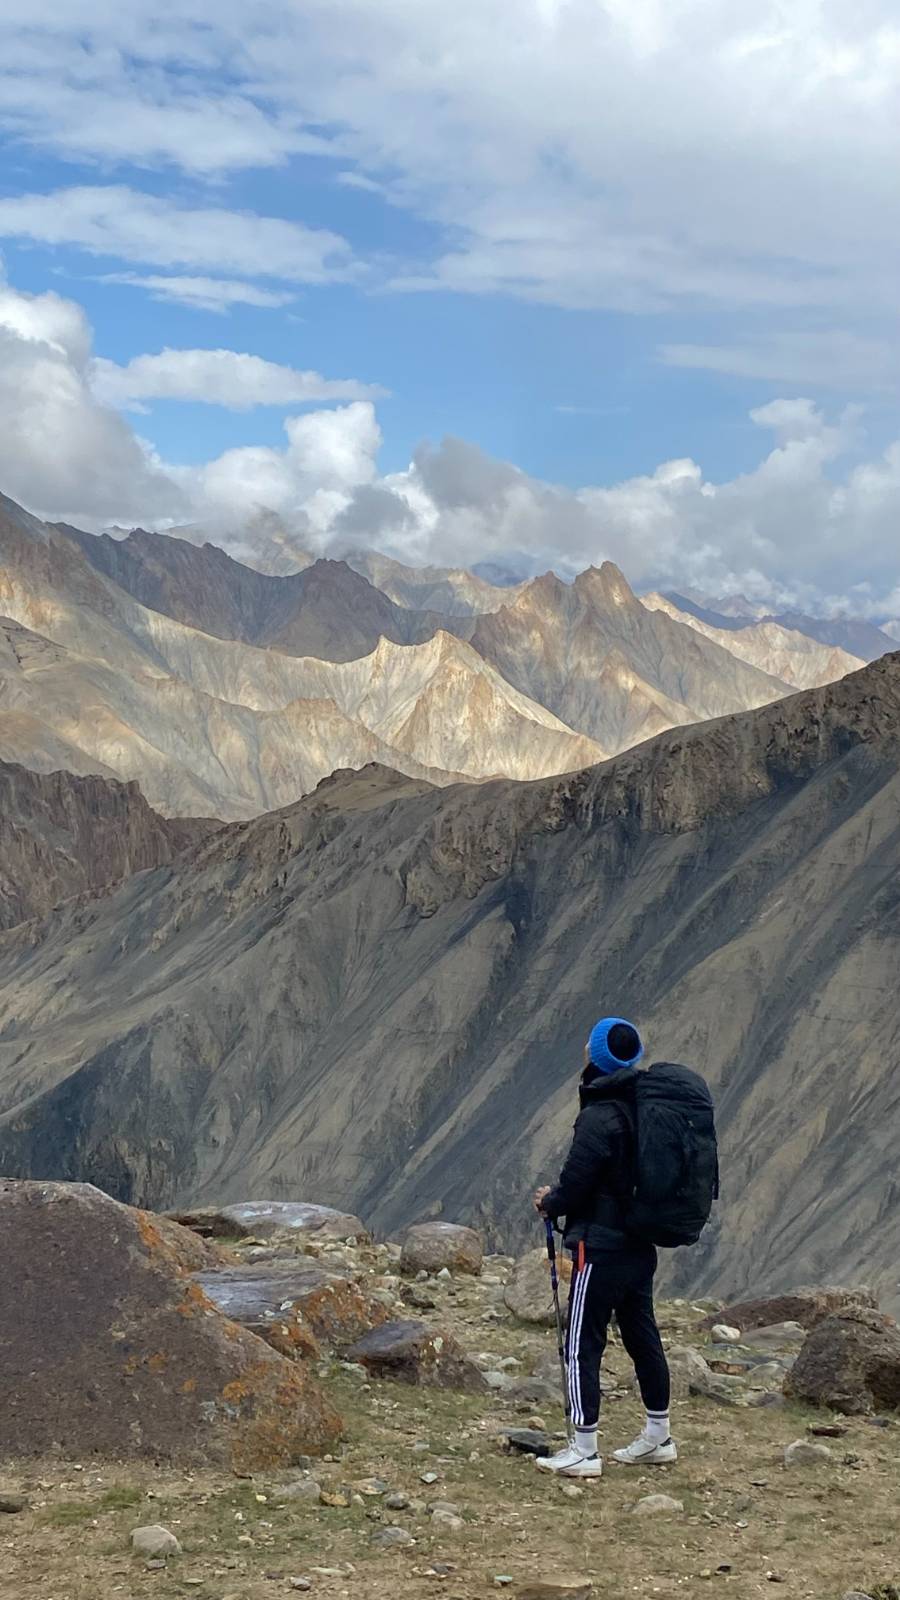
[536,1444,603,1478]
[612,1433,678,1466]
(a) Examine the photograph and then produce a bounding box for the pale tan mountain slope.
[0,610,600,815]
[469,564,794,752]
[63,522,468,660]
[642,590,864,689]
[0,756,215,931]
[343,548,521,615]
[0,496,601,807]
[670,589,898,663]
[0,616,469,819]
[1,657,899,1307]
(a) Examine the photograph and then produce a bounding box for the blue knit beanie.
[587,1015,644,1075]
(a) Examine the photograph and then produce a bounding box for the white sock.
[645,1410,670,1445]
[574,1426,599,1459]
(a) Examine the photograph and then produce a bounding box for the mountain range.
[1,654,898,1308]
[3,488,884,822]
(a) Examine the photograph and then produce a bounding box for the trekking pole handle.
[543,1214,559,1289]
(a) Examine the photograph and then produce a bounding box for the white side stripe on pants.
[566,1263,593,1427]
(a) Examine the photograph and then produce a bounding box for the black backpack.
[619,1063,719,1248]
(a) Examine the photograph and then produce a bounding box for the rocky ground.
[1,1208,897,1600]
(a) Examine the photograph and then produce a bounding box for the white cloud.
[660,332,898,388]
[0,2,898,334]
[0,279,184,522]
[90,349,387,411]
[0,187,357,284]
[97,275,298,313]
[188,403,382,529]
[1,275,898,613]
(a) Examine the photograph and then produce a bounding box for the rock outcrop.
[169,1200,369,1244]
[786,1309,900,1414]
[0,1181,341,1468]
[400,1222,484,1277]
[709,1288,879,1334]
[0,754,214,930]
[345,1320,489,1392]
[194,1260,389,1358]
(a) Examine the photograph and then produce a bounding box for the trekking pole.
[543,1215,573,1442]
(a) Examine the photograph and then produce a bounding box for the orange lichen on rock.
[0,1180,343,1469]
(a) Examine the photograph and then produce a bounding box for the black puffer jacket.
[542,1067,640,1255]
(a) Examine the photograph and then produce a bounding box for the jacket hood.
[579,1065,642,1109]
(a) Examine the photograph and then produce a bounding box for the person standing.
[534,1016,675,1478]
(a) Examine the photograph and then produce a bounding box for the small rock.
[421,1471,440,1484]
[430,1501,461,1516]
[508,1378,559,1407]
[483,1370,513,1391]
[131,1525,182,1559]
[288,1581,313,1593]
[747,1361,787,1384]
[319,1486,353,1507]
[505,1249,572,1325]
[711,1324,742,1344]
[0,1495,28,1514]
[494,1578,514,1587]
[766,1573,786,1585]
[783,1439,833,1468]
[516,1583,593,1600]
[748,1392,785,1409]
[385,1492,411,1510]
[353,1477,389,1497]
[745,1321,807,1345]
[431,1509,464,1532]
[402,1284,437,1312]
[373,1526,415,1549]
[632,1494,684,1516]
[808,1422,848,1438]
[840,1592,875,1599]
[503,1429,553,1457]
[400,1224,484,1278]
[560,1485,583,1500]
[346,1320,488,1393]
[272,1479,322,1505]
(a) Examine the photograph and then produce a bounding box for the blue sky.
[0,2,898,610]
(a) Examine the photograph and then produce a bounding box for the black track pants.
[565,1246,670,1429]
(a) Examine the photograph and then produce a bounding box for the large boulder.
[346,1320,489,1392]
[194,1260,389,1358]
[166,1201,368,1244]
[400,1222,483,1277]
[786,1308,900,1415]
[0,1181,341,1469]
[707,1287,878,1335]
[505,1247,572,1325]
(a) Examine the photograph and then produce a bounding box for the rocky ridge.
[0,754,215,930]
[642,591,865,689]
[1,659,899,1308]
